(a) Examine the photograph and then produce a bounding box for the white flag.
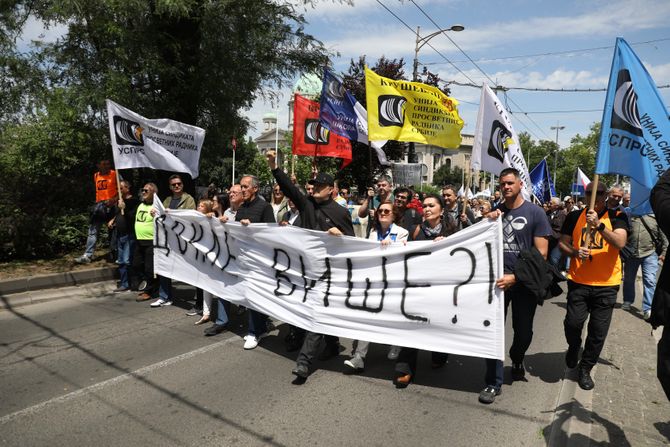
[106,100,205,178]
[471,85,531,200]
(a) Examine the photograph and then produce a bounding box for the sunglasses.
[170,182,182,187]
[378,208,392,215]
[142,189,150,193]
[395,196,408,200]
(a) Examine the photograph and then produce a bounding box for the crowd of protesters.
[77,156,670,404]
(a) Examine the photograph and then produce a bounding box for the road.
[1,281,575,446]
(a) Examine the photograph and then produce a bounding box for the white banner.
[152,197,505,360]
[471,84,531,201]
[106,100,205,178]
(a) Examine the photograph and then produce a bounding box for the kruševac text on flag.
[471,84,532,201]
[106,100,205,178]
[152,196,505,360]
[292,93,353,167]
[529,158,556,204]
[596,37,670,215]
[320,68,389,165]
[365,67,463,149]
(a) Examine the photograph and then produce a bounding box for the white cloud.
[17,16,67,51]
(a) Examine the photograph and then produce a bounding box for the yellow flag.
[365,67,463,148]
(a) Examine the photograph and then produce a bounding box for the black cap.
[308,173,334,186]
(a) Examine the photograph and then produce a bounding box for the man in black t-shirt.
[110,180,139,293]
[479,168,552,405]
[393,187,422,233]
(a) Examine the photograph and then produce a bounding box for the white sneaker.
[644,310,651,320]
[344,354,365,371]
[387,345,401,360]
[150,298,172,307]
[243,333,268,350]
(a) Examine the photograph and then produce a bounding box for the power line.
[410,0,552,140]
[373,0,477,84]
[447,80,670,92]
[422,37,670,65]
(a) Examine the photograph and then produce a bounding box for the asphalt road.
[0,282,575,446]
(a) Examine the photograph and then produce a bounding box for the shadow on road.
[0,294,287,446]
[543,399,630,446]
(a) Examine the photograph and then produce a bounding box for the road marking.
[0,337,236,425]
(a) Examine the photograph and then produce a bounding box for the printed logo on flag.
[612,69,643,137]
[304,119,330,144]
[325,79,346,100]
[378,95,406,127]
[488,120,512,163]
[113,116,144,146]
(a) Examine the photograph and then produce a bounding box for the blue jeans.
[83,221,102,258]
[116,235,135,289]
[549,245,569,270]
[248,309,268,336]
[623,253,658,312]
[159,276,172,301]
[215,297,230,326]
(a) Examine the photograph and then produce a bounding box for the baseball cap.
[308,172,334,186]
[563,196,572,202]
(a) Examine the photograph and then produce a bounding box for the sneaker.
[565,346,579,369]
[75,255,91,264]
[387,345,401,360]
[511,362,526,381]
[113,287,130,293]
[343,355,365,374]
[243,333,268,350]
[478,386,501,404]
[643,310,652,320]
[622,302,632,310]
[137,280,148,291]
[578,368,595,390]
[185,308,203,316]
[150,298,172,307]
[204,324,227,336]
[317,343,343,361]
[292,364,309,379]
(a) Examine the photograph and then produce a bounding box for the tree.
[432,165,463,188]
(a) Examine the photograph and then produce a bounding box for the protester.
[475,201,491,223]
[547,197,568,271]
[110,180,139,293]
[344,201,408,374]
[193,199,218,326]
[231,174,276,347]
[150,174,196,308]
[479,168,552,404]
[212,193,229,218]
[442,184,474,231]
[649,169,670,400]
[270,183,289,222]
[606,185,625,212]
[559,181,628,391]
[76,159,118,263]
[266,150,354,382]
[358,175,393,221]
[622,214,666,319]
[394,194,457,388]
[564,196,578,213]
[280,198,301,227]
[332,179,348,208]
[393,187,422,233]
[134,183,159,302]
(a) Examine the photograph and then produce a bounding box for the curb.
[0,267,118,296]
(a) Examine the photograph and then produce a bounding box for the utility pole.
[550,122,565,189]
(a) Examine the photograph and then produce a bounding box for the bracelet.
[597,222,605,232]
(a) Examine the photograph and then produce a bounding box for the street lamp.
[550,122,565,188]
[408,24,465,164]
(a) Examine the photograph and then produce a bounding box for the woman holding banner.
[343,201,409,374]
[394,194,457,388]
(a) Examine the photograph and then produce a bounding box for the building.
[413,134,475,186]
[254,112,289,154]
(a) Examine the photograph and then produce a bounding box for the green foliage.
[432,165,464,189]
[412,183,441,196]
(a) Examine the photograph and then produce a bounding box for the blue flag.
[529,158,555,204]
[595,38,670,215]
[319,69,389,164]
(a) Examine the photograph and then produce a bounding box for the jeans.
[159,276,172,301]
[248,309,268,336]
[84,221,103,258]
[623,253,658,312]
[549,244,569,270]
[484,285,538,390]
[214,297,230,325]
[116,235,135,289]
[564,281,618,371]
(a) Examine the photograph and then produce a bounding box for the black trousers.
[564,281,618,371]
[133,240,157,293]
[395,349,448,377]
[296,332,339,368]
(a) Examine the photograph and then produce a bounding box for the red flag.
[231,137,237,152]
[292,94,352,167]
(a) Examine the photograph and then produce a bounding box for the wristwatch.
[597,222,605,232]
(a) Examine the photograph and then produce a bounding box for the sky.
[244,0,670,148]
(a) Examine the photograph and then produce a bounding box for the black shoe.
[113,287,130,293]
[204,324,227,336]
[478,386,501,404]
[186,307,203,316]
[285,334,304,353]
[565,346,579,369]
[292,364,309,379]
[317,343,343,361]
[578,368,595,390]
[511,362,526,381]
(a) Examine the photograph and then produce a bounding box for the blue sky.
[244,0,670,148]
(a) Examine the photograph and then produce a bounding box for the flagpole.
[583,174,600,249]
[232,139,236,186]
[115,170,124,215]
